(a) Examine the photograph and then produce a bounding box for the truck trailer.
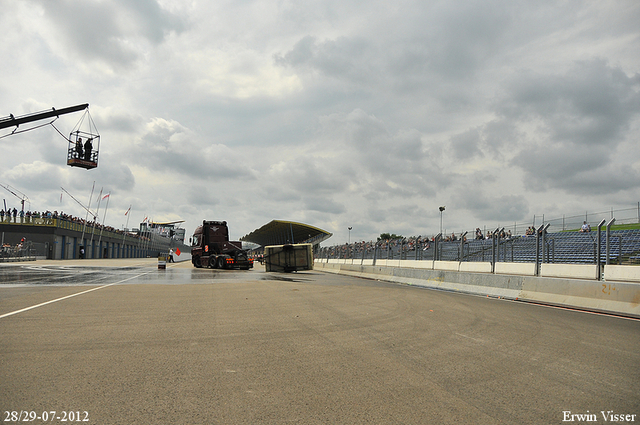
[191,220,253,269]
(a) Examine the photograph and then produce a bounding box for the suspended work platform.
[0,103,100,170]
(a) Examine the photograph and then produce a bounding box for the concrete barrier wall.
[399,259,433,270]
[459,261,493,273]
[540,263,598,280]
[434,260,459,271]
[604,265,640,283]
[494,262,536,276]
[314,260,640,318]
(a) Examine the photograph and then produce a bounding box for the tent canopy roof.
[241,220,332,247]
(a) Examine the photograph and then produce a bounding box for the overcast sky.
[1,0,639,244]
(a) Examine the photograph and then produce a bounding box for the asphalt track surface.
[0,259,638,424]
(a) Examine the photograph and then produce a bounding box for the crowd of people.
[0,207,147,240]
[320,222,576,259]
[0,238,31,258]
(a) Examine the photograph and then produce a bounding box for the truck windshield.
[192,235,200,246]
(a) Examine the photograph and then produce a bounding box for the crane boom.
[0,103,89,130]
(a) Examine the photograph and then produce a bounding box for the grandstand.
[319,228,640,266]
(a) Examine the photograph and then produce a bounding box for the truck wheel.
[193,256,202,268]
[216,257,225,269]
[209,256,217,269]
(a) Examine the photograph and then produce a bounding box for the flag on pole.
[124,206,131,216]
[102,193,110,200]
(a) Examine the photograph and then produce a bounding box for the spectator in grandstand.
[475,228,483,240]
[580,221,591,233]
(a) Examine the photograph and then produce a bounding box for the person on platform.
[75,137,83,158]
[84,138,93,161]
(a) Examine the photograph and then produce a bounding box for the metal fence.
[474,203,640,237]
[318,222,640,269]
[0,241,41,262]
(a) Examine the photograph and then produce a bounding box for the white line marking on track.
[0,269,155,320]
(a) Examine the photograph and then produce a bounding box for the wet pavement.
[1,259,639,424]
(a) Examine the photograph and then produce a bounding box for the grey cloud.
[497,60,640,194]
[34,0,185,67]
[512,144,640,195]
[458,186,530,223]
[304,196,346,214]
[450,129,482,160]
[186,185,220,207]
[500,60,640,147]
[91,159,136,192]
[130,118,256,181]
[1,162,64,193]
[275,35,375,83]
[97,111,142,133]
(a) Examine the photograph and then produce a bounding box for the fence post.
[491,227,500,273]
[459,232,467,261]
[606,218,616,265]
[596,219,606,280]
[535,224,546,276]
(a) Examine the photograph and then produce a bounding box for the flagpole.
[80,182,95,259]
[137,215,145,258]
[98,193,110,257]
[89,187,103,258]
[122,205,131,258]
[147,218,152,256]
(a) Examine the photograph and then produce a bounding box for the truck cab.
[191,220,253,270]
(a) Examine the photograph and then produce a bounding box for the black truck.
[191,220,253,269]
